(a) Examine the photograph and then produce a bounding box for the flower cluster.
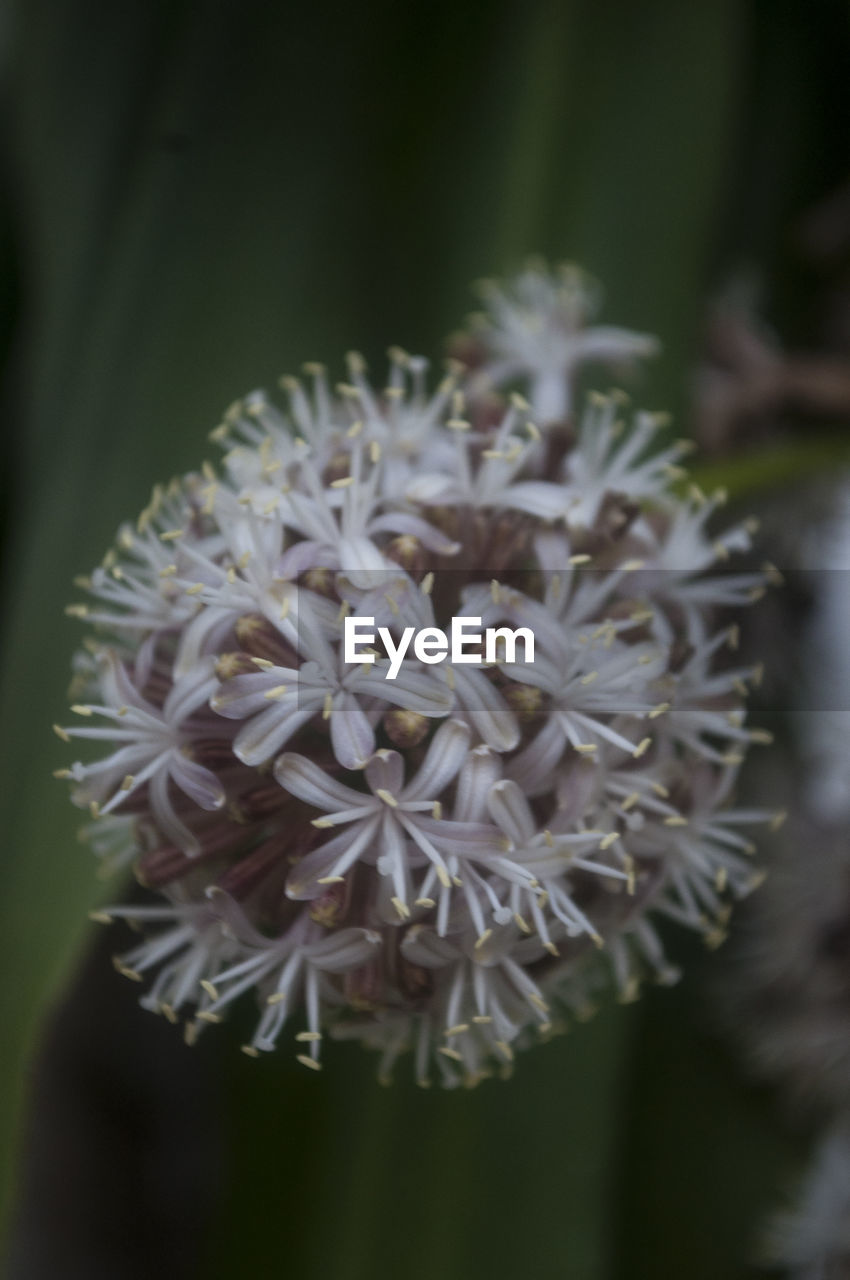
[57,263,778,1085]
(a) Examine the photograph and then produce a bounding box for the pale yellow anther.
[568,553,592,566]
[632,737,652,759]
[599,831,619,850]
[648,702,670,719]
[420,572,434,595]
[513,913,530,933]
[663,815,688,827]
[296,1031,322,1042]
[474,929,493,949]
[267,992,287,1005]
[159,528,185,542]
[263,684,289,700]
[432,801,442,820]
[543,829,554,847]
[88,910,113,925]
[52,724,71,742]
[120,774,135,792]
[444,1024,470,1037]
[391,896,410,920]
[316,875,345,885]
[580,671,598,686]
[322,692,333,720]
[311,817,336,829]
[71,704,93,716]
[620,792,640,812]
[436,865,452,889]
[770,810,787,832]
[296,1053,323,1071]
[575,743,597,755]
[438,1046,463,1062]
[415,897,436,909]
[331,475,355,489]
[186,583,205,596]
[251,657,274,669]
[376,788,398,807]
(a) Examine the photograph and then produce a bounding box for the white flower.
[464,262,659,423]
[59,263,776,1084]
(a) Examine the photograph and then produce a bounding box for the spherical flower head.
[57,263,778,1086]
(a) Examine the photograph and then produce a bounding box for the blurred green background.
[1,1,848,1275]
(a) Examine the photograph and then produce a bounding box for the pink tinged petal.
[149,767,199,855]
[285,819,380,898]
[410,816,502,856]
[365,749,405,796]
[339,536,392,575]
[402,718,470,802]
[500,481,567,520]
[570,326,659,368]
[506,714,566,793]
[404,472,456,504]
[304,927,382,972]
[452,667,520,753]
[330,691,375,769]
[99,651,157,714]
[289,595,337,670]
[164,659,220,724]
[233,697,322,766]
[212,669,300,719]
[400,924,460,968]
[169,752,225,811]
[356,667,454,717]
[368,511,460,555]
[487,780,536,844]
[533,531,572,573]
[455,745,501,822]
[174,606,237,679]
[276,540,333,578]
[274,752,366,812]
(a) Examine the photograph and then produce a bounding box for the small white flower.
[464,262,659,423]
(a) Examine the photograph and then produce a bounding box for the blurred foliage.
[0,0,848,1276]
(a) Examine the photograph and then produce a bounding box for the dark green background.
[1,1,845,1275]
